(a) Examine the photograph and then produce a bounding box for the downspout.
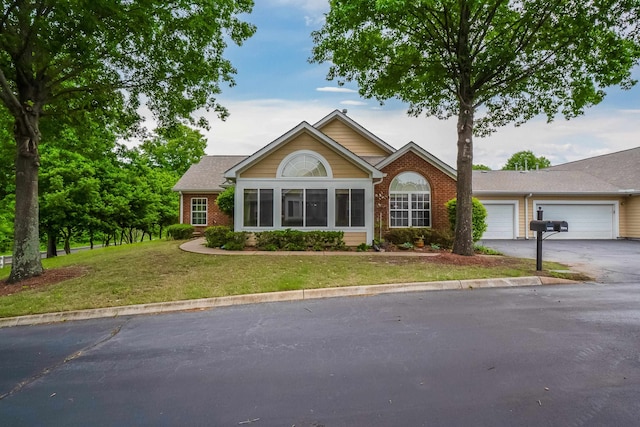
[524,193,532,239]
[179,191,184,224]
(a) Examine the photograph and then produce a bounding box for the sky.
[198,0,640,170]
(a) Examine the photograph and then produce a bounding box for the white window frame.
[190,197,208,226]
[389,172,431,228]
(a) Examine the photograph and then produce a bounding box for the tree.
[502,150,551,171]
[138,124,207,176]
[473,164,492,171]
[0,1,255,283]
[311,0,640,255]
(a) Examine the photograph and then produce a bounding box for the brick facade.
[376,151,457,234]
[181,193,232,232]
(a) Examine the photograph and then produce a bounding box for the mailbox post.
[529,208,568,271]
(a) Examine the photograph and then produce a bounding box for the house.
[174,109,640,242]
[173,110,457,245]
[473,147,640,240]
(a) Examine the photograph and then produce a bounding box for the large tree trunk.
[8,113,44,283]
[452,105,475,256]
[451,2,474,256]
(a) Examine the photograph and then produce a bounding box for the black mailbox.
[550,220,568,232]
[529,220,554,232]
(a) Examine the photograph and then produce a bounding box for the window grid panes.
[281,154,328,177]
[389,172,431,228]
[191,198,207,226]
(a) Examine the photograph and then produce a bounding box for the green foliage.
[221,232,248,251]
[311,0,640,255]
[384,228,454,249]
[474,245,502,255]
[166,224,195,240]
[356,243,370,252]
[204,226,233,248]
[473,164,492,171]
[502,150,552,171]
[446,198,488,243]
[255,229,345,251]
[0,1,256,281]
[216,186,235,217]
[138,124,207,176]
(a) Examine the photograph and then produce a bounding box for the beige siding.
[240,132,369,179]
[318,120,390,156]
[623,196,640,238]
[343,232,368,246]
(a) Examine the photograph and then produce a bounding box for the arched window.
[389,172,431,227]
[279,152,329,177]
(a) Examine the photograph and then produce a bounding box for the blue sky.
[201,0,640,170]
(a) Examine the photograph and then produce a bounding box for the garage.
[482,202,517,239]
[536,203,617,239]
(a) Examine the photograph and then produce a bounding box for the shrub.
[165,224,195,240]
[445,197,488,242]
[215,186,234,217]
[384,228,431,245]
[255,229,345,251]
[204,226,232,248]
[222,231,248,251]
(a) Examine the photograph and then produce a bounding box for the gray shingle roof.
[546,146,640,191]
[173,156,247,192]
[473,170,623,194]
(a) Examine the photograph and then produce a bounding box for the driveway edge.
[0,276,575,328]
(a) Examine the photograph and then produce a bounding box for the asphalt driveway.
[481,239,640,284]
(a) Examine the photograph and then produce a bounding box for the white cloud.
[340,100,367,106]
[316,87,357,93]
[201,99,640,171]
[266,0,328,14]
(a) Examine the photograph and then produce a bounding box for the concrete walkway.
[0,239,577,328]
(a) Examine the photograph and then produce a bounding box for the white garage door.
[483,203,516,239]
[537,203,615,239]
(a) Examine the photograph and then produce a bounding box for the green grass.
[0,239,569,318]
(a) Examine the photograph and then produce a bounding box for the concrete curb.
[0,276,575,328]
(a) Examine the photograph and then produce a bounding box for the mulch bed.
[0,267,88,297]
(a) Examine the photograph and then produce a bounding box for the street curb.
[0,276,575,328]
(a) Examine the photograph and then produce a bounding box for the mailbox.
[529,220,554,232]
[550,220,568,232]
[529,220,568,233]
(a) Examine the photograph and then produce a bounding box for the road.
[1,283,639,426]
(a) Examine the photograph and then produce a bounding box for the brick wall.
[376,151,457,233]
[181,193,233,232]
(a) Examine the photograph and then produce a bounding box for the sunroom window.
[281,189,328,227]
[389,172,431,227]
[281,153,328,177]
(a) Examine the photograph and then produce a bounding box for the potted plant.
[414,235,425,248]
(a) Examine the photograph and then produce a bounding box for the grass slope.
[0,240,562,318]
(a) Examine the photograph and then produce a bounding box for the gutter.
[524,193,532,240]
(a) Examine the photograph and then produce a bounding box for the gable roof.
[473,146,640,195]
[546,146,640,191]
[313,109,396,155]
[376,142,457,180]
[223,121,384,179]
[173,155,247,192]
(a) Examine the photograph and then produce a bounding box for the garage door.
[537,203,615,239]
[483,203,516,239]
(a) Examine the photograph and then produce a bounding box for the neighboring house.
[173,110,457,245]
[473,147,640,240]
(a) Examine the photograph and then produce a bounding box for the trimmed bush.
[204,226,233,248]
[166,224,195,240]
[222,231,248,251]
[445,197,488,242]
[384,228,431,245]
[255,229,345,251]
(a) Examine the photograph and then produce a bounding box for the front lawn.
[0,239,569,318]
